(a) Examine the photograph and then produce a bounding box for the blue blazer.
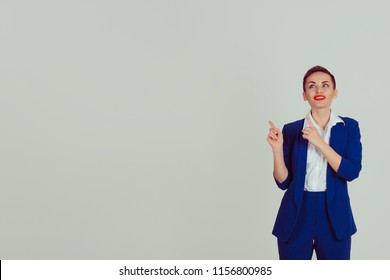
[272,116,362,242]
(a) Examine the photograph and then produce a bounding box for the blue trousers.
[277,191,351,260]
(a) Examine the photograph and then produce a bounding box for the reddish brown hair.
[303,65,336,91]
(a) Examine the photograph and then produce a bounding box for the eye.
[323,84,329,88]
[309,84,315,88]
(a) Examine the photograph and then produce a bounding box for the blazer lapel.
[327,122,346,202]
[329,122,345,154]
[295,122,308,200]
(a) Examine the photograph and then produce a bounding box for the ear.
[333,89,338,99]
[303,91,307,101]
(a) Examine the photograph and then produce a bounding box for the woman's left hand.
[302,115,325,149]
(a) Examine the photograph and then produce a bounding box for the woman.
[267,66,362,260]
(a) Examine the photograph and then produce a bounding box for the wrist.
[317,140,327,152]
[272,146,283,154]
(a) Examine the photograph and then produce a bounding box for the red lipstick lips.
[314,95,326,101]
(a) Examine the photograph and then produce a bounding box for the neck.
[310,108,331,130]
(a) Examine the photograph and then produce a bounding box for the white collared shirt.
[302,111,344,192]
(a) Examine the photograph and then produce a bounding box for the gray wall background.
[1,0,388,259]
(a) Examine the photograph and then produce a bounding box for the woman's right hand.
[267,120,283,150]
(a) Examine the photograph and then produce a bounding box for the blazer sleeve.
[274,124,293,190]
[336,119,362,182]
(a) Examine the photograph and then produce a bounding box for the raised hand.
[267,120,283,150]
[302,115,325,148]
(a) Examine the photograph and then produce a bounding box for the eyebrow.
[308,81,330,84]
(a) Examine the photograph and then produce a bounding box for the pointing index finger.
[306,114,314,127]
[268,120,277,129]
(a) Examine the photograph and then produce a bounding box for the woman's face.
[303,71,338,109]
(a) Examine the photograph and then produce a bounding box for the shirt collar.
[303,110,344,131]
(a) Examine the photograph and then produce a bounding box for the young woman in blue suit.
[267,66,362,260]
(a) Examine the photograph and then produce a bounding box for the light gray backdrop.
[1,0,388,259]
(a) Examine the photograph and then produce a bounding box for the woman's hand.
[267,120,283,150]
[267,120,288,184]
[302,114,342,173]
[302,115,325,148]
